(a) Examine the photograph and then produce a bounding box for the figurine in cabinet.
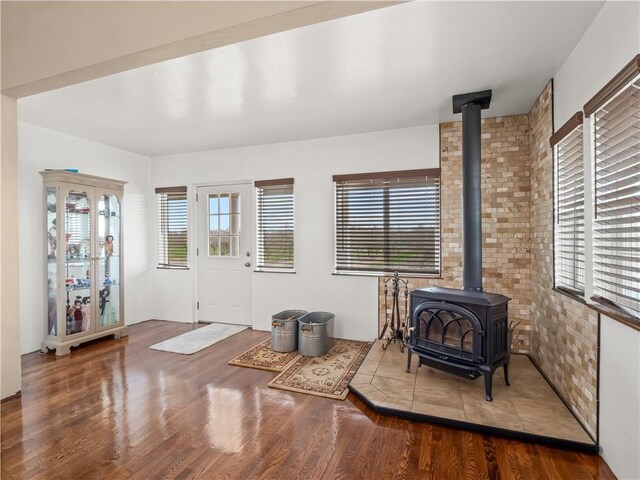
[104,235,114,256]
[66,304,75,334]
[99,287,117,326]
[81,296,91,330]
[72,297,84,332]
[64,233,72,254]
[48,219,57,258]
[47,294,57,336]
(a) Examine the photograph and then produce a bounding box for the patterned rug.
[228,338,301,372]
[268,339,373,400]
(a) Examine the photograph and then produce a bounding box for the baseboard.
[1,390,22,403]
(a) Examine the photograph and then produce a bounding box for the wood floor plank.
[1,320,617,480]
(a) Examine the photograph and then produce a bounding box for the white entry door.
[197,183,252,325]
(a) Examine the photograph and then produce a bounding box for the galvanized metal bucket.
[271,310,307,353]
[298,312,335,357]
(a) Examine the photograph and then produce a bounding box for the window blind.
[156,186,188,268]
[255,179,294,270]
[592,73,640,313]
[552,113,585,294]
[334,169,441,275]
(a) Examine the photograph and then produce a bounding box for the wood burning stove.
[407,287,510,401]
[405,89,512,401]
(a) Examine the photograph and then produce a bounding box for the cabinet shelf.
[65,285,90,292]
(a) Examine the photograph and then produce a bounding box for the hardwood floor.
[1,321,615,480]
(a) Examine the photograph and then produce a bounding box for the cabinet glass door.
[64,190,92,336]
[97,193,121,328]
[46,188,58,336]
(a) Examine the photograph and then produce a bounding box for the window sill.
[254,269,296,274]
[552,287,586,304]
[156,266,189,271]
[588,296,640,333]
[332,271,442,279]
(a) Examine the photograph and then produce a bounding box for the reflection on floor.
[349,340,595,449]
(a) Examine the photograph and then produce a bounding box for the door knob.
[245,262,251,267]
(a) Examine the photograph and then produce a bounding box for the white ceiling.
[18,1,603,157]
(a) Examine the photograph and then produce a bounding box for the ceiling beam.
[1,1,400,98]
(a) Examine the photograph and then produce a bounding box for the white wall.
[18,122,152,354]
[554,1,639,128]
[150,125,439,341]
[553,2,640,478]
[600,316,640,480]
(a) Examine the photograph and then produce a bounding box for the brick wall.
[379,115,532,353]
[529,82,598,437]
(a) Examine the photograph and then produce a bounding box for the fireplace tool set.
[379,272,409,352]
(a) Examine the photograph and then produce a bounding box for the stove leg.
[482,370,493,402]
[503,362,510,386]
[406,349,412,373]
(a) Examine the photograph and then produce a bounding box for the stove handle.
[407,327,416,341]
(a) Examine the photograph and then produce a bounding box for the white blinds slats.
[593,76,640,312]
[256,182,294,270]
[334,173,440,275]
[157,190,187,268]
[555,123,585,293]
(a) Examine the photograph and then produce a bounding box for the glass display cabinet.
[41,171,127,355]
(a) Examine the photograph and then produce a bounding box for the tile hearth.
[349,341,595,449]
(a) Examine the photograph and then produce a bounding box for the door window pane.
[220,236,231,256]
[209,215,219,235]
[208,192,241,257]
[220,194,229,214]
[220,214,230,234]
[209,236,220,256]
[231,236,240,257]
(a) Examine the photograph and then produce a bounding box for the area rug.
[228,338,301,372]
[150,323,248,355]
[268,339,373,400]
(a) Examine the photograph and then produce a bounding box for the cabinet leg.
[56,344,71,356]
[406,350,412,373]
[114,327,128,339]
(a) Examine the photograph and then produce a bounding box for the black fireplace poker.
[379,272,409,352]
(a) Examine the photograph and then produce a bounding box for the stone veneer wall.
[379,114,532,353]
[529,82,598,437]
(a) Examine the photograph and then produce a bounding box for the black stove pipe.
[452,90,492,293]
[461,103,483,292]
